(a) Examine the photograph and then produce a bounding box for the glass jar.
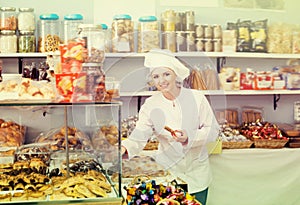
[18,30,36,53]
[100,23,111,53]
[212,24,222,39]
[185,10,195,31]
[38,13,61,52]
[161,10,176,32]
[18,8,35,31]
[186,31,196,51]
[63,14,83,43]
[0,30,17,53]
[111,14,134,53]
[138,15,160,53]
[82,63,106,102]
[77,24,105,63]
[0,7,17,31]
[176,31,186,52]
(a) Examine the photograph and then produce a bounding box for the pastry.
[74,184,96,198]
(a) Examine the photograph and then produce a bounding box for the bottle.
[0,30,17,53]
[63,14,83,43]
[18,8,35,32]
[138,16,160,53]
[38,13,61,52]
[0,7,17,31]
[111,14,134,53]
[77,24,105,63]
[18,30,36,53]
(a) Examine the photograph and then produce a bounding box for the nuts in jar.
[111,14,134,53]
[0,7,17,30]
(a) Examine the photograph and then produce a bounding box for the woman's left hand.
[172,129,188,145]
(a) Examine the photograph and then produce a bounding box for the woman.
[122,49,220,205]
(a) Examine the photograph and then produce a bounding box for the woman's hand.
[172,130,188,145]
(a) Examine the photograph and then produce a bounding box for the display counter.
[207,148,300,205]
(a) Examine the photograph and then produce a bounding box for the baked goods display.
[108,156,166,182]
[0,119,26,147]
[35,126,93,152]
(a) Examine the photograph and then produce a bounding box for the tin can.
[213,38,222,52]
[212,24,222,39]
[203,38,213,52]
[203,24,212,39]
[195,24,204,38]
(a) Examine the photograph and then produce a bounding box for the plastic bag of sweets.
[250,19,268,52]
[236,20,251,52]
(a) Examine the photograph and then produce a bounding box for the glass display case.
[0,101,123,205]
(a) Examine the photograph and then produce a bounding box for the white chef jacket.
[122,87,220,193]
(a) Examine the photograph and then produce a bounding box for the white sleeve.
[121,101,153,158]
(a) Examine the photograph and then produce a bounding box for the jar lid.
[100,24,108,30]
[39,13,59,20]
[19,7,34,12]
[0,30,16,35]
[0,7,16,11]
[138,16,157,22]
[113,14,131,20]
[64,14,83,20]
[19,30,35,35]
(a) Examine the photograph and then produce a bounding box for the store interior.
[0,0,299,205]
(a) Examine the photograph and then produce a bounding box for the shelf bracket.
[273,94,281,110]
[216,57,226,73]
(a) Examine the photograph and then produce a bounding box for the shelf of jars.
[1,52,300,59]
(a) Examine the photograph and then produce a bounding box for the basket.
[222,141,253,149]
[253,139,289,148]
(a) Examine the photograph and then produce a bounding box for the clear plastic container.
[77,24,105,63]
[111,14,134,53]
[63,13,83,43]
[0,7,17,31]
[100,23,112,53]
[0,30,17,53]
[18,7,35,31]
[161,10,176,32]
[138,15,160,53]
[18,30,36,53]
[38,13,61,52]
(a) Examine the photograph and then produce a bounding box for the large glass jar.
[0,30,17,53]
[18,30,36,53]
[111,14,134,53]
[138,15,160,53]
[0,7,17,31]
[82,63,106,102]
[100,23,111,53]
[161,10,176,52]
[38,13,61,52]
[77,24,105,63]
[63,13,83,43]
[18,7,35,32]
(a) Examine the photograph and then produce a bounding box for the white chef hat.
[144,49,190,80]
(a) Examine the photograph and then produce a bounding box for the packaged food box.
[240,69,255,90]
[253,71,274,90]
[286,72,300,90]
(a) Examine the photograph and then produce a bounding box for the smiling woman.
[121,49,220,205]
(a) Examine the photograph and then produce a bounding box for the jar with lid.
[63,14,83,44]
[82,63,106,102]
[18,8,35,31]
[100,23,111,53]
[176,31,186,52]
[18,31,36,53]
[38,13,61,52]
[111,14,134,53]
[212,24,222,39]
[161,10,176,32]
[0,7,17,31]
[0,30,17,53]
[185,10,195,31]
[77,24,105,63]
[138,15,160,53]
